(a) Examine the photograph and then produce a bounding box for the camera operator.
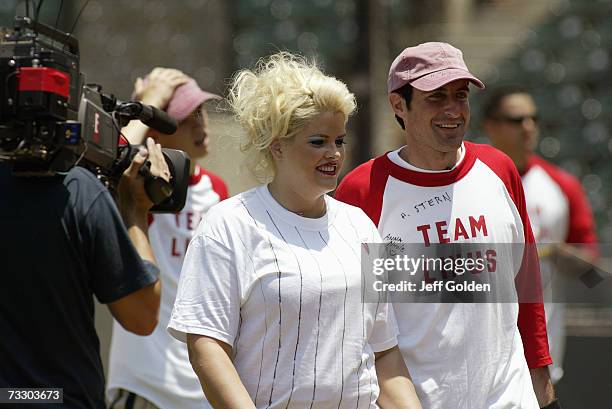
[0,137,169,409]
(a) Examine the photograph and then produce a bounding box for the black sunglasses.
[494,114,539,125]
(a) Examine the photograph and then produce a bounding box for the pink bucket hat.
[166,79,222,122]
[388,42,485,93]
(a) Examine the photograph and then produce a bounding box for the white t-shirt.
[336,142,550,409]
[168,185,398,409]
[107,166,227,409]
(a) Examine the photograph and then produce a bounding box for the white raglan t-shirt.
[521,155,597,383]
[168,185,398,409]
[107,166,227,409]
[336,142,551,409]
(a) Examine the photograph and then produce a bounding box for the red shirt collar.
[381,142,477,187]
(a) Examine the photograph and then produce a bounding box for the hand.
[529,366,556,407]
[116,137,171,217]
[133,67,189,109]
[541,242,602,277]
[144,136,171,184]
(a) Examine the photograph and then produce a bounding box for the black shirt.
[0,165,157,409]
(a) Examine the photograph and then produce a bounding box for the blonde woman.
[168,52,421,409]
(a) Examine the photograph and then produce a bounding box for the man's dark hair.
[482,85,531,119]
[392,84,413,130]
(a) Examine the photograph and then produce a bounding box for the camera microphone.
[138,103,178,135]
[116,102,178,135]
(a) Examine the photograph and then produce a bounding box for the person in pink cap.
[336,42,559,408]
[106,68,228,409]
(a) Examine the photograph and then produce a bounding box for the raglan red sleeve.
[206,170,229,201]
[335,162,373,208]
[335,157,391,227]
[474,144,552,368]
[509,169,552,368]
[533,157,597,246]
[561,174,597,245]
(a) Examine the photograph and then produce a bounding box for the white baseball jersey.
[168,185,399,409]
[107,165,228,409]
[336,142,551,409]
[521,155,596,383]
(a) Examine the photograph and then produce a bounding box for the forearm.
[529,366,555,407]
[123,210,156,263]
[106,212,160,335]
[375,346,422,409]
[121,87,168,145]
[187,334,256,409]
[121,120,151,145]
[122,208,161,314]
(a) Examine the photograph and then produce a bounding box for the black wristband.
[541,400,561,409]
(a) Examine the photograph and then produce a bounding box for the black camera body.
[0,16,189,212]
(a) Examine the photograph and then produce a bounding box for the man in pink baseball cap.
[107,68,228,409]
[335,43,558,408]
[385,41,484,152]
[387,41,484,93]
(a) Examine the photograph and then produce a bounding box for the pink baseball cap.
[387,42,485,93]
[166,78,222,122]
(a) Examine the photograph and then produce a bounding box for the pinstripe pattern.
[331,222,369,409]
[295,227,324,409]
[318,231,349,409]
[334,210,380,408]
[337,214,382,409]
[368,277,384,408]
[233,228,257,361]
[233,313,243,359]
[240,199,269,406]
[264,211,284,407]
[266,213,305,409]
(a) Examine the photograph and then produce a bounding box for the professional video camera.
[0,16,189,212]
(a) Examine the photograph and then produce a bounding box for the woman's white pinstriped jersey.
[168,185,398,408]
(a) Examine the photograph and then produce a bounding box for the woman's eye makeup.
[308,138,325,146]
[307,135,346,147]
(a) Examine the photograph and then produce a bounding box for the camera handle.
[138,160,174,205]
[120,145,173,205]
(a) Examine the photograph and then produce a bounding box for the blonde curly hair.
[228,52,356,180]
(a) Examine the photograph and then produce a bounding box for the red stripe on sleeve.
[335,157,389,226]
[472,143,552,369]
[528,156,597,245]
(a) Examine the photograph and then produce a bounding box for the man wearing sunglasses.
[483,86,598,385]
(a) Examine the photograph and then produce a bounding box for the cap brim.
[185,89,222,112]
[410,68,485,92]
[167,86,222,122]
